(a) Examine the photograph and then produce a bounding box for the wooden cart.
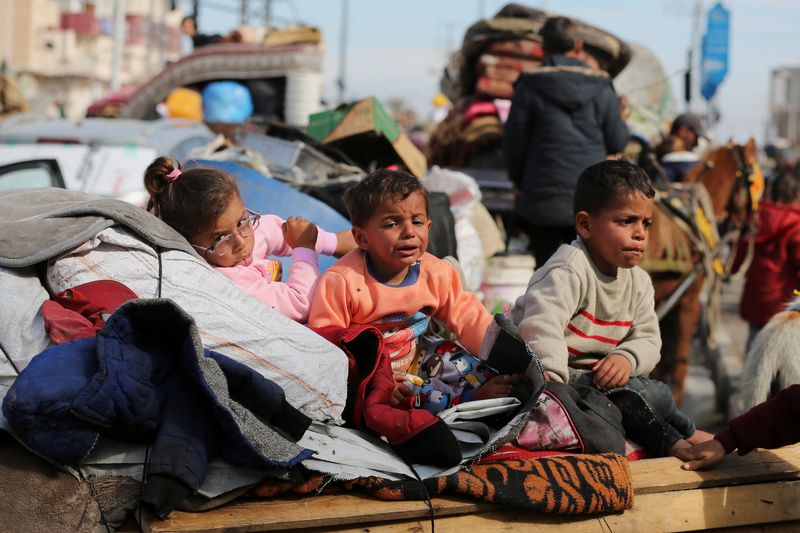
[142,444,800,532]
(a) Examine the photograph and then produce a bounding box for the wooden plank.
[714,521,800,532]
[604,480,800,532]
[330,511,610,533]
[143,445,800,533]
[344,481,800,533]
[142,494,490,533]
[629,444,800,495]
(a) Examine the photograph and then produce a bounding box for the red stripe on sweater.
[567,323,620,345]
[567,346,584,357]
[579,310,633,327]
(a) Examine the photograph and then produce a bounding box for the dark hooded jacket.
[504,55,629,227]
[740,201,800,326]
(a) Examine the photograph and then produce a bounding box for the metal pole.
[264,0,271,27]
[3,0,13,69]
[240,0,248,25]
[147,0,156,69]
[689,0,702,112]
[110,0,127,90]
[337,0,348,104]
[159,0,166,67]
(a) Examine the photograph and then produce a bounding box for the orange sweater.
[308,250,493,373]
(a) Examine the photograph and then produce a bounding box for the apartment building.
[768,66,800,153]
[0,0,183,119]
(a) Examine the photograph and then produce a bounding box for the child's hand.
[474,374,521,401]
[592,353,632,390]
[282,216,318,250]
[391,382,414,407]
[674,439,727,470]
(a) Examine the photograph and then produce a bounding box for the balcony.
[60,12,100,36]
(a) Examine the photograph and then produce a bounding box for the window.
[0,160,64,189]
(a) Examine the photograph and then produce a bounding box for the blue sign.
[700,2,730,101]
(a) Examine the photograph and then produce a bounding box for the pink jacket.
[214,214,338,322]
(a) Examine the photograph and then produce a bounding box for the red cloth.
[462,101,499,125]
[41,280,138,344]
[739,201,800,326]
[312,325,439,444]
[715,384,800,455]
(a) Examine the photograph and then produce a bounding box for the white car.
[0,117,215,206]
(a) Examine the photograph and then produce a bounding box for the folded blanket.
[252,451,633,514]
[0,188,197,267]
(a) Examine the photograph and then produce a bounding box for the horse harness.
[650,145,763,319]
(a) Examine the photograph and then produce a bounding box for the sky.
[184,0,800,145]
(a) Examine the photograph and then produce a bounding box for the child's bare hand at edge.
[673,439,727,471]
[474,373,522,401]
[282,216,318,250]
[391,382,414,407]
[592,353,632,390]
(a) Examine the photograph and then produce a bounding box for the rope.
[407,461,436,533]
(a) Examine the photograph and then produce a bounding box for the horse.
[642,139,763,407]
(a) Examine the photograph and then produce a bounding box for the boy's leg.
[626,376,696,438]
[568,370,687,456]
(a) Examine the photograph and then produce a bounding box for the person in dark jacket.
[181,16,223,48]
[504,16,629,266]
[181,15,242,49]
[676,384,800,470]
[653,113,705,182]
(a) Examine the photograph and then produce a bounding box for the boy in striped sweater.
[518,160,707,449]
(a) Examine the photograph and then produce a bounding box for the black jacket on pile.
[504,55,630,227]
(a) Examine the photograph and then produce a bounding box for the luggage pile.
[427,3,631,171]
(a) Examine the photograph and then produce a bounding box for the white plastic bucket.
[285,71,323,127]
[480,255,535,315]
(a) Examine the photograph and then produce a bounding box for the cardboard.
[307,97,427,178]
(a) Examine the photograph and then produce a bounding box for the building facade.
[0,0,183,119]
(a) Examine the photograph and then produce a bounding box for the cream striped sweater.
[518,239,661,384]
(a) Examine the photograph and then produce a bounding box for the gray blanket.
[0,188,198,267]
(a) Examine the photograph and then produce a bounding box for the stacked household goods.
[427,3,631,208]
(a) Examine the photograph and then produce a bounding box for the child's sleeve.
[612,279,661,376]
[223,251,321,323]
[434,264,493,356]
[517,265,583,384]
[717,384,800,455]
[307,271,351,329]
[259,215,338,257]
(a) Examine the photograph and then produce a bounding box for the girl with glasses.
[144,157,355,322]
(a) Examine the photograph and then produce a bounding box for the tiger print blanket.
[253,448,633,514]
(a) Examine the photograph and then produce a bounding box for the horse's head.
[685,138,763,232]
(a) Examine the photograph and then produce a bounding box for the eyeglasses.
[192,209,260,258]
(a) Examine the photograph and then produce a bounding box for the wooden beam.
[629,444,800,494]
[344,480,800,533]
[142,494,491,533]
[142,445,800,533]
[606,480,800,532]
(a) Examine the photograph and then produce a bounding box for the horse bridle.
[699,144,762,280]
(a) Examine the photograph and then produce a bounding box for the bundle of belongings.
[427,2,631,169]
[0,188,685,530]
